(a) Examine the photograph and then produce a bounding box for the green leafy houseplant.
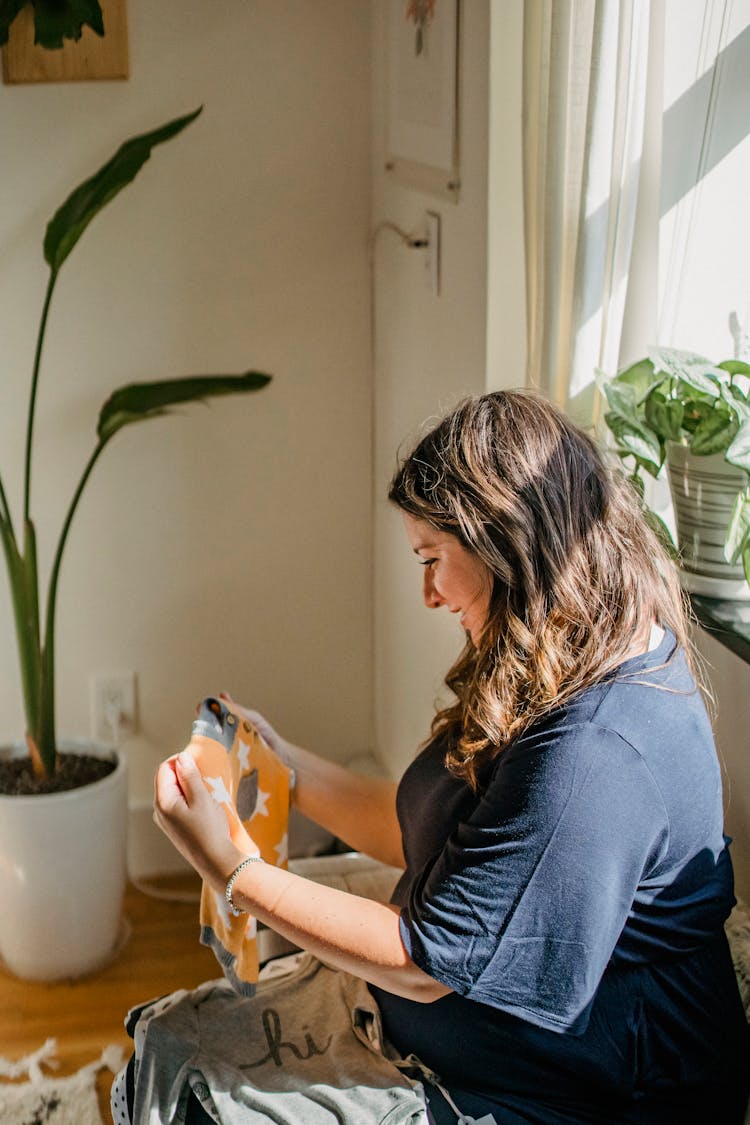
[596,346,750,583]
[0,106,270,783]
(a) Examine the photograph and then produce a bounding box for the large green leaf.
[98,372,272,443]
[603,412,662,473]
[718,360,750,379]
[32,0,103,48]
[649,345,710,376]
[44,106,202,274]
[601,378,640,419]
[721,383,750,422]
[649,346,722,399]
[690,409,737,455]
[644,392,683,442]
[726,420,750,473]
[631,455,664,480]
[610,358,659,402]
[677,367,723,399]
[682,399,717,434]
[724,489,750,566]
[596,365,658,414]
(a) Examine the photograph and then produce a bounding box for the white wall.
[371,0,524,777]
[0,0,373,873]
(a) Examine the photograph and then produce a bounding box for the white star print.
[274,833,289,866]
[252,787,270,818]
[205,776,233,807]
[237,738,251,773]
[244,916,257,940]
[214,889,233,930]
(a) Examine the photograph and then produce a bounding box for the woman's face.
[402,513,493,646]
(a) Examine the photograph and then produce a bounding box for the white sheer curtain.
[522,0,650,425]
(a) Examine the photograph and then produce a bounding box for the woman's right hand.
[218,692,296,771]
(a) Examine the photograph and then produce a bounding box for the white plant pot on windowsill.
[666,442,750,601]
[0,741,128,981]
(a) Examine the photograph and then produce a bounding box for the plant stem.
[23,520,42,731]
[0,516,42,752]
[38,435,111,769]
[0,473,14,536]
[24,270,58,525]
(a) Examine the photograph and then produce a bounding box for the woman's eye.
[419,558,437,568]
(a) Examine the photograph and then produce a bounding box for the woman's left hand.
[153,750,246,893]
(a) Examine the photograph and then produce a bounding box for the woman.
[138,390,748,1124]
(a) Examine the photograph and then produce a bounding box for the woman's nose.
[423,568,443,609]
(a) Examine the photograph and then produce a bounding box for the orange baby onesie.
[186,696,292,995]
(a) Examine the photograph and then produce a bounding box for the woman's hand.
[220,692,404,868]
[153,750,247,893]
[219,692,296,769]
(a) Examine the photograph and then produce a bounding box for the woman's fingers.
[220,691,255,725]
[219,692,278,744]
[173,750,199,799]
[154,756,185,811]
[155,750,204,815]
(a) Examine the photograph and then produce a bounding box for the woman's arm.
[221,696,404,869]
[154,751,449,1002]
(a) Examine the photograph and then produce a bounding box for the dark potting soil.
[0,752,116,796]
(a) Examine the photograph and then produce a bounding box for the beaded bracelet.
[225,855,264,917]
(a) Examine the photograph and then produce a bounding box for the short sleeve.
[398,721,668,1033]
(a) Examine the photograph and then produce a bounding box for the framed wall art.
[385,0,461,201]
[2,0,128,84]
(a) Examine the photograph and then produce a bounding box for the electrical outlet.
[426,210,441,296]
[90,671,138,744]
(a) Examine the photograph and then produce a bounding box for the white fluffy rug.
[727,897,750,1020]
[0,1039,124,1125]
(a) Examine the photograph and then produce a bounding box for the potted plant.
[597,346,750,599]
[0,106,271,980]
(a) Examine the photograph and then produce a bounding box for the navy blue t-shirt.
[372,630,750,1123]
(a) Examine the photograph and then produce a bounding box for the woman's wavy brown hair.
[389,389,697,789]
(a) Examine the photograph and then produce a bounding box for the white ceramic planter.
[0,741,128,981]
[666,443,750,601]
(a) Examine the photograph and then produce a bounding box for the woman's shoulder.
[560,627,699,725]
[504,632,715,786]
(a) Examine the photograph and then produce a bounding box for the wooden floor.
[0,875,219,1122]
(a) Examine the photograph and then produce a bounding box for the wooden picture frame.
[2,0,129,84]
